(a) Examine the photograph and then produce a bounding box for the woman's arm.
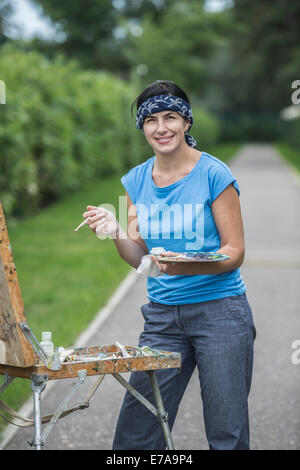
[152,183,245,276]
[112,191,149,268]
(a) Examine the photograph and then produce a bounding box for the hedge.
[0,44,220,217]
[218,111,288,142]
[286,118,300,150]
[0,45,144,216]
[191,108,220,150]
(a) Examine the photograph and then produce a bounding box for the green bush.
[218,112,287,142]
[191,107,220,150]
[0,45,148,216]
[276,142,300,174]
[0,45,222,216]
[286,118,300,149]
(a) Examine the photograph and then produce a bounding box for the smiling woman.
[83,80,256,450]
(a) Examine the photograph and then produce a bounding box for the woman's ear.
[184,118,190,133]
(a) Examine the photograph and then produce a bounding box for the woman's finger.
[88,213,106,224]
[83,208,107,220]
[83,210,96,218]
[95,220,108,234]
[90,220,105,231]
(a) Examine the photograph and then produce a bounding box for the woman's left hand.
[150,251,217,276]
[151,251,188,276]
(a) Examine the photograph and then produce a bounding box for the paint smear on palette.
[155,251,230,263]
[59,345,171,363]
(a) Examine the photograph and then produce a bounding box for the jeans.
[112,293,256,450]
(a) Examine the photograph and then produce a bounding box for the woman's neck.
[154,146,201,175]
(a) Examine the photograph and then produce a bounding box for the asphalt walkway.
[3,143,300,450]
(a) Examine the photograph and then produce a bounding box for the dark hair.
[131,80,190,116]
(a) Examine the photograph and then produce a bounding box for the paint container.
[40,332,54,362]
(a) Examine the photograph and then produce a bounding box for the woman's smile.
[155,135,174,145]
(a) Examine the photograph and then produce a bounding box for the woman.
[83,80,256,450]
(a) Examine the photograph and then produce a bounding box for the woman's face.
[143,110,190,155]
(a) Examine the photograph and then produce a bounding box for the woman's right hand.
[83,205,119,238]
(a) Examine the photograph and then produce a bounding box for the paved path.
[3,144,300,450]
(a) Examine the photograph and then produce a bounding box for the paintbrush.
[74,217,90,232]
[115,341,131,358]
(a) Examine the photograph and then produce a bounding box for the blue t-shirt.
[121,151,246,305]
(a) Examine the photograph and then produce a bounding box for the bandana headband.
[136,94,197,148]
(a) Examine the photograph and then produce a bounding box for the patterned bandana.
[136,94,197,148]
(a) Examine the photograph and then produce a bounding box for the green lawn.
[276,142,300,174]
[206,142,243,162]
[0,142,242,440]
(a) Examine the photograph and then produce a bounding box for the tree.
[218,0,300,113]
[29,0,174,74]
[123,0,230,98]
[0,0,13,46]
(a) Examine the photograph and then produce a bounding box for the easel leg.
[30,374,47,450]
[147,370,175,450]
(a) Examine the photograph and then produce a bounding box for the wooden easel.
[0,203,181,450]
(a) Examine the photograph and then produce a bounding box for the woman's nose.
[156,119,167,133]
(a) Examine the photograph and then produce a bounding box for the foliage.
[276,142,300,174]
[29,0,228,95]
[191,107,220,150]
[28,0,174,73]
[207,0,300,142]
[0,44,149,216]
[0,43,221,217]
[228,0,300,113]
[124,1,224,96]
[30,0,123,71]
[285,119,300,150]
[3,0,297,143]
[0,0,12,46]
[218,111,288,142]
[3,0,298,143]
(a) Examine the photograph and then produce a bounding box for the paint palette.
[155,251,230,263]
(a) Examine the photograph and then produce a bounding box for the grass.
[206,142,243,162]
[0,142,242,441]
[276,142,300,174]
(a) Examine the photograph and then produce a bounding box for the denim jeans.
[112,293,256,450]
